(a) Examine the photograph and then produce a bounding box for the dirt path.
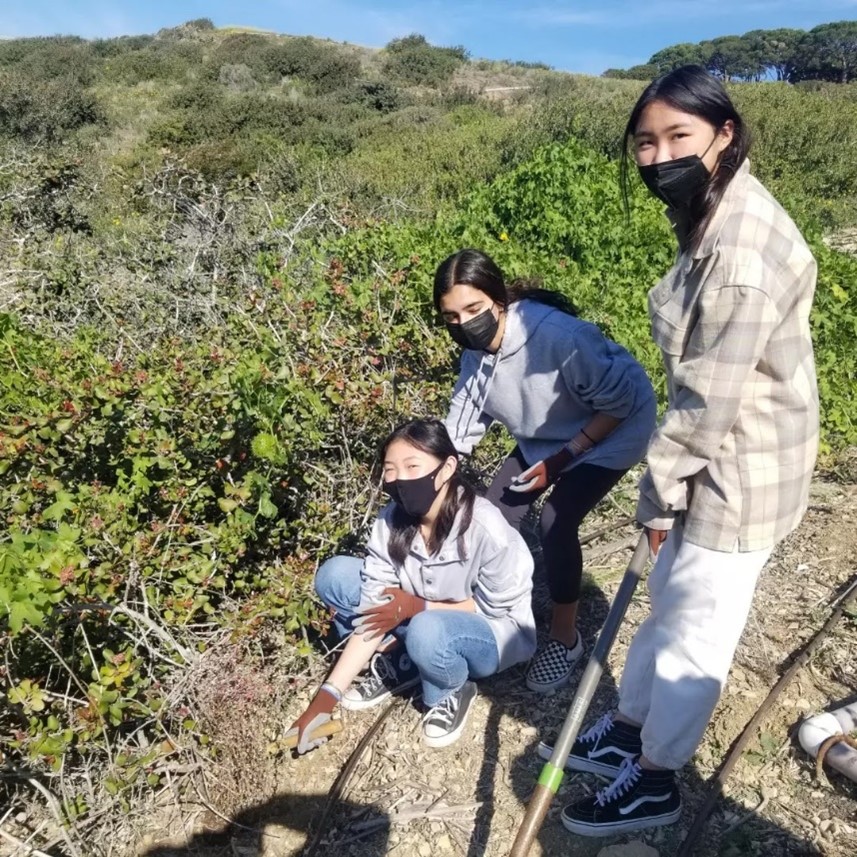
[139,480,857,857]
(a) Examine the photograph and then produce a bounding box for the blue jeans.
[315,555,500,706]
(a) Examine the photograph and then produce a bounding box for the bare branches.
[0,150,345,345]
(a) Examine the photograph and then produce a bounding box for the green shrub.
[218,62,258,91]
[0,36,87,68]
[17,40,96,84]
[108,42,202,84]
[383,34,467,86]
[210,33,272,75]
[151,87,307,151]
[341,105,516,210]
[0,72,102,142]
[184,17,215,31]
[523,75,643,159]
[261,38,361,92]
[731,83,857,229]
[90,35,155,58]
[343,79,408,113]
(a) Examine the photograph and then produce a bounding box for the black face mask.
[637,136,718,210]
[383,462,445,518]
[445,307,500,351]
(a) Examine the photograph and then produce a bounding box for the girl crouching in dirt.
[287,418,536,753]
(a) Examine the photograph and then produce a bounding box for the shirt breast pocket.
[651,307,692,358]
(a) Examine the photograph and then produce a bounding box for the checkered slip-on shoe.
[525,632,584,693]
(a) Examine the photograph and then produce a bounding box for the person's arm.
[358,508,402,606]
[580,412,623,444]
[561,321,641,423]
[511,324,640,493]
[509,411,625,493]
[637,284,779,531]
[326,630,384,693]
[289,627,384,754]
[444,361,494,455]
[471,523,534,620]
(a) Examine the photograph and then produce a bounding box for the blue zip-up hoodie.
[444,299,656,471]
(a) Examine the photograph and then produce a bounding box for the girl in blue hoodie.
[436,248,656,693]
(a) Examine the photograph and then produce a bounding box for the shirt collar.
[409,491,468,560]
[665,158,752,261]
[692,158,751,260]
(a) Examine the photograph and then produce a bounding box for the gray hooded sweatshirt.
[444,299,656,470]
[360,496,537,671]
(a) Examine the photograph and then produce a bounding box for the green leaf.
[257,494,278,519]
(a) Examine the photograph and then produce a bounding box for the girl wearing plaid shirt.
[558,66,819,837]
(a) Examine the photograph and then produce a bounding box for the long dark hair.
[379,418,475,567]
[620,65,751,252]
[433,248,577,316]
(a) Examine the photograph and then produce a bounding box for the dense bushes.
[329,139,856,450]
[383,34,467,86]
[261,38,361,92]
[0,245,454,816]
[108,41,203,85]
[731,83,857,228]
[208,33,360,93]
[0,71,102,141]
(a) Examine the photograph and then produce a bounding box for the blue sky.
[2,1,856,75]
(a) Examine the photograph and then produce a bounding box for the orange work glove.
[353,587,426,638]
[509,447,573,493]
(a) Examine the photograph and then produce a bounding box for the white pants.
[618,522,772,769]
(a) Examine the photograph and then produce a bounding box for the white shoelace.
[359,653,396,693]
[423,692,459,728]
[595,756,641,807]
[578,711,615,745]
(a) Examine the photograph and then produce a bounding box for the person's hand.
[509,448,573,493]
[286,686,338,755]
[353,587,426,638]
[646,527,668,557]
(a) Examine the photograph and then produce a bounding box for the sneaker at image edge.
[525,632,585,693]
[422,681,477,748]
[340,649,420,711]
[561,755,682,837]
[537,710,642,776]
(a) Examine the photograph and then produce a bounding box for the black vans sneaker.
[525,633,584,693]
[422,681,477,748]
[561,756,681,837]
[340,650,420,711]
[537,711,642,775]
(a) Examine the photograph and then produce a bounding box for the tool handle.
[508,532,649,856]
[282,718,344,749]
[509,784,554,857]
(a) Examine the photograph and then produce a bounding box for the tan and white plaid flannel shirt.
[637,159,819,551]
